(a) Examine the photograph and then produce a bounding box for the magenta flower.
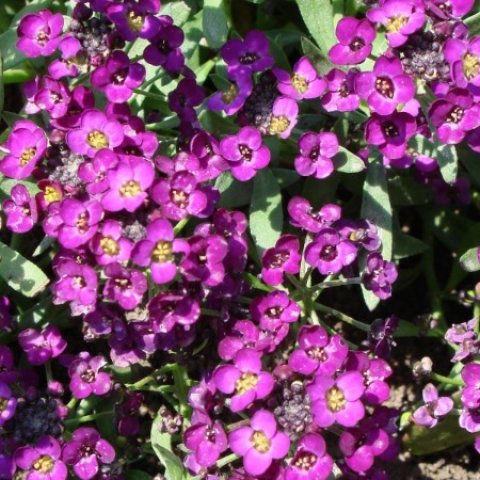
[355,56,415,116]
[207,77,253,116]
[47,35,83,79]
[268,96,298,139]
[90,220,132,266]
[250,291,301,330]
[132,218,189,284]
[169,78,205,123]
[66,110,124,158]
[0,345,16,384]
[17,10,64,58]
[62,427,115,480]
[294,131,338,179]
[101,157,154,213]
[274,56,326,100]
[412,383,453,428]
[229,410,290,476]
[0,382,16,427]
[444,37,480,88]
[427,0,474,19]
[288,326,348,376]
[329,17,376,65]
[68,352,112,400]
[261,234,301,286]
[212,349,274,412]
[305,228,358,275]
[367,0,425,48]
[362,253,398,300]
[308,371,366,427]
[288,197,341,233]
[285,433,333,480]
[219,126,271,181]
[3,184,38,233]
[321,68,360,112]
[0,120,47,179]
[51,85,95,130]
[91,50,145,103]
[103,263,147,310]
[18,325,67,366]
[15,436,67,480]
[34,77,71,119]
[337,219,381,252]
[78,149,119,195]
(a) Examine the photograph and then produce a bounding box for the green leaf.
[460,247,480,272]
[388,175,432,206]
[405,415,474,455]
[0,241,49,297]
[333,146,366,173]
[0,48,4,117]
[127,470,151,480]
[215,172,253,208]
[249,169,283,257]
[393,232,428,260]
[203,0,229,49]
[272,168,300,189]
[295,0,336,56]
[301,36,334,76]
[161,1,191,26]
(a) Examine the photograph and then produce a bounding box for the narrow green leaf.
[0,241,49,297]
[127,471,151,480]
[0,48,4,117]
[250,169,283,256]
[334,146,366,173]
[301,36,334,76]
[393,232,428,260]
[295,0,336,56]
[215,172,253,208]
[460,247,480,272]
[203,0,229,49]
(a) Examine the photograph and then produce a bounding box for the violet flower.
[261,234,301,286]
[103,263,147,310]
[250,291,301,330]
[18,325,67,366]
[0,382,16,427]
[294,131,338,179]
[362,253,398,300]
[90,219,133,266]
[229,410,290,476]
[68,352,112,399]
[288,197,342,233]
[321,68,360,112]
[412,383,453,428]
[444,37,480,88]
[268,96,298,139]
[3,184,38,233]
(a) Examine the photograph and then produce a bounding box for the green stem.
[134,88,166,102]
[431,372,463,387]
[312,302,370,332]
[201,308,222,318]
[66,398,78,410]
[45,361,53,384]
[173,217,189,234]
[216,453,239,468]
[64,410,114,427]
[309,277,361,290]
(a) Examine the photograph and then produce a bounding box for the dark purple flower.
[219,126,271,181]
[295,131,338,179]
[17,10,64,58]
[321,68,360,112]
[368,316,399,359]
[0,120,47,179]
[229,410,290,476]
[261,235,301,286]
[337,219,381,252]
[288,197,341,233]
[103,263,147,310]
[69,352,112,399]
[427,0,474,19]
[274,56,326,100]
[207,77,253,116]
[268,96,298,139]
[355,56,415,116]
[3,184,38,233]
[15,436,67,480]
[51,85,95,130]
[0,382,16,427]
[308,371,366,427]
[412,383,453,428]
[18,326,67,366]
[362,253,398,300]
[329,17,376,65]
[168,78,205,123]
[62,427,115,480]
[0,346,16,384]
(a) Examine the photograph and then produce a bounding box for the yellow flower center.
[234,372,259,395]
[76,212,89,232]
[385,15,408,33]
[0,397,7,412]
[292,452,317,470]
[463,53,480,80]
[44,185,61,204]
[33,455,54,473]
[326,386,346,412]
[127,10,144,32]
[221,84,238,104]
[251,431,271,453]
[268,115,290,136]
[152,241,173,263]
[87,130,109,149]
[120,180,142,198]
[171,189,188,208]
[292,74,308,94]
[100,237,120,256]
[20,147,36,166]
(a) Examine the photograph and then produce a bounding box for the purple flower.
[429,88,480,144]
[288,326,348,376]
[261,235,301,286]
[274,56,326,100]
[132,218,189,284]
[355,56,415,116]
[69,353,112,399]
[365,112,416,160]
[221,30,273,79]
[91,51,145,103]
[52,85,95,130]
[0,382,16,427]
[321,68,360,112]
[47,35,83,79]
[308,371,366,427]
[34,77,71,119]
[18,326,67,366]
[78,149,119,195]
[207,78,253,116]
[103,263,147,310]
[212,349,274,412]
[17,10,64,58]
[229,410,290,476]
[329,17,376,65]
[101,157,155,212]
[362,253,398,300]
[305,228,358,275]
[62,427,115,480]
[284,433,333,480]
[294,131,338,179]
[3,184,38,233]
[219,126,271,181]
[90,220,132,266]
[288,197,341,233]
[427,0,474,19]
[66,110,124,158]
[337,219,381,251]
[444,37,480,88]
[412,383,453,428]
[367,0,425,48]
[250,291,301,330]
[368,316,399,359]
[15,436,67,480]
[460,363,480,432]
[0,346,16,384]
[0,120,47,179]
[268,96,298,138]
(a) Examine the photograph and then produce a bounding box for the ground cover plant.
[2,0,480,478]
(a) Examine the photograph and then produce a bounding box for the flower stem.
[64,410,114,427]
[430,372,463,386]
[311,302,370,332]
[134,88,166,103]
